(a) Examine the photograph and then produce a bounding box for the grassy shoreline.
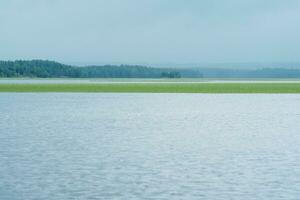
[1,83,300,93]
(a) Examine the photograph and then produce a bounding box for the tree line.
[1,60,300,78]
[0,60,187,78]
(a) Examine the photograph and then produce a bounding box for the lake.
[0,94,300,199]
[2,78,300,84]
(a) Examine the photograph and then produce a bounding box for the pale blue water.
[1,78,300,84]
[0,94,300,199]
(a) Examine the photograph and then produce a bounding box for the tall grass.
[1,83,300,93]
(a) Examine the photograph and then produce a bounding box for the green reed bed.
[1,83,300,93]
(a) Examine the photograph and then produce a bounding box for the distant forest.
[0,60,200,78]
[1,60,300,78]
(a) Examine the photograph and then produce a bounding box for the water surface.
[0,94,300,199]
[2,78,300,84]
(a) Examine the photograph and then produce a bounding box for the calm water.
[1,94,300,199]
[2,78,300,84]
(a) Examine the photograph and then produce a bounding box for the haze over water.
[1,0,300,64]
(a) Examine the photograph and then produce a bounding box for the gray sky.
[1,0,300,64]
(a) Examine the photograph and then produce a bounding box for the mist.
[1,0,300,65]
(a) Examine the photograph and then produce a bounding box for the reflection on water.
[0,94,300,199]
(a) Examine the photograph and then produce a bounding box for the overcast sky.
[1,0,300,64]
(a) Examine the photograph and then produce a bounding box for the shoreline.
[1,83,300,93]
